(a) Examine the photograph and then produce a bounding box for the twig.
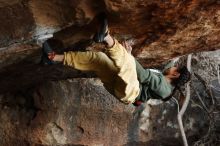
[192,61,220,146]
[191,99,206,111]
[172,97,180,112]
[194,73,215,105]
[177,54,192,146]
[218,64,220,85]
[193,87,209,113]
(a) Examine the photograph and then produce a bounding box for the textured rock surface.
[0,50,219,146]
[0,0,220,93]
[0,79,142,146]
[0,78,202,146]
[0,0,220,145]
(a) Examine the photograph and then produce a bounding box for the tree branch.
[194,73,215,105]
[177,54,192,146]
[218,64,220,85]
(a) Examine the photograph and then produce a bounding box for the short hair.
[162,66,191,101]
[174,66,191,87]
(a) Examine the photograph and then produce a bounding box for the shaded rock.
[0,0,220,146]
[0,0,35,47]
[0,0,220,93]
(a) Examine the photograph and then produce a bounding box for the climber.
[41,14,191,106]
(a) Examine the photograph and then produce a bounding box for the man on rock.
[41,14,190,106]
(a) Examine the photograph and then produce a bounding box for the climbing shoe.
[41,40,56,65]
[93,13,109,43]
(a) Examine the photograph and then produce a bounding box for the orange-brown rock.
[0,1,220,145]
[0,0,220,92]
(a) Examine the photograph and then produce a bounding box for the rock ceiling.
[0,0,220,93]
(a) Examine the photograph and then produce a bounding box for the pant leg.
[63,48,140,104]
[64,51,107,71]
[64,51,118,76]
[105,40,140,104]
[63,51,117,95]
[105,39,129,68]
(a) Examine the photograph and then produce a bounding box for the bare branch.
[177,54,192,146]
[194,73,215,105]
[171,97,180,112]
[191,98,207,112]
[218,64,220,85]
[193,87,209,113]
